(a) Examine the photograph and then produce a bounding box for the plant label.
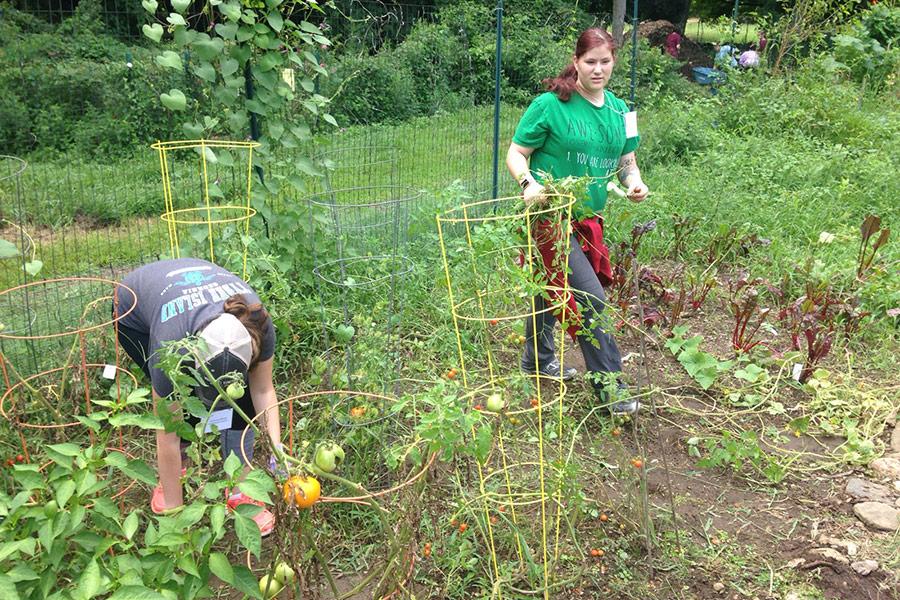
[205,408,234,433]
[792,363,803,382]
[624,111,638,138]
[102,364,118,380]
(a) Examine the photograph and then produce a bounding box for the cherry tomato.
[631,458,643,469]
[15,454,25,463]
[458,523,468,533]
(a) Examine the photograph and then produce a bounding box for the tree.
[612,0,626,46]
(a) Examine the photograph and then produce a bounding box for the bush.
[327,53,420,125]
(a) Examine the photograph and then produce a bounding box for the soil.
[541,292,900,600]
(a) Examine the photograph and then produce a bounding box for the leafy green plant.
[665,325,734,389]
[688,429,786,484]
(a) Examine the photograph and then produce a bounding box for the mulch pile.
[637,19,713,78]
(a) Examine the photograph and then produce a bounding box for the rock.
[818,535,858,557]
[785,557,806,569]
[846,477,893,503]
[891,425,900,453]
[809,547,850,564]
[853,502,900,531]
[712,582,725,593]
[851,560,879,576]
[894,480,900,494]
[871,456,900,479]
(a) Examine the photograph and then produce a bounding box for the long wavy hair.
[543,28,618,101]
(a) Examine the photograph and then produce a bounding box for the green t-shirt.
[512,90,640,214]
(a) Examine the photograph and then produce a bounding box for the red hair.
[543,28,618,101]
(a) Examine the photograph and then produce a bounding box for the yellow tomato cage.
[436,193,577,599]
[152,140,260,278]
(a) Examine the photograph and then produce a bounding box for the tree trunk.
[612,0,626,47]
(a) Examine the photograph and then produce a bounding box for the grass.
[684,17,760,45]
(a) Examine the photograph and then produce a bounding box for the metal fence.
[0,0,687,294]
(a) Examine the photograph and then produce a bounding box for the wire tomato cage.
[0,277,138,459]
[436,192,587,598]
[152,139,261,280]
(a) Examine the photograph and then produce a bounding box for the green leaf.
[55,480,76,509]
[208,552,234,584]
[295,156,322,177]
[171,0,190,13]
[192,61,216,82]
[210,504,226,533]
[322,113,338,127]
[24,260,42,276]
[73,559,101,600]
[0,238,19,258]
[233,565,263,599]
[48,443,82,457]
[266,11,283,32]
[122,511,139,541]
[108,587,168,600]
[474,423,492,465]
[223,452,242,477]
[141,0,158,14]
[193,38,225,61]
[119,459,157,486]
[333,323,355,344]
[155,51,183,70]
[0,574,21,600]
[166,12,186,26]
[108,413,163,430]
[141,23,163,43]
[215,22,238,40]
[220,57,239,77]
[219,1,242,21]
[236,471,274,503]
[257,52,281,72]
[160,89,187,111]
[233,512,261,557]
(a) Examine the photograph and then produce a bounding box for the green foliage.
[689,429,787,483]
[665,325,734,389]
[824,4,900,91]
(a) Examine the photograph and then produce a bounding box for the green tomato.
[274,561,295,584]
[330,443,345,466]
[226,382,245,400]
[259,575,283,599]
[314,445,336,473]
[485,393,505,412]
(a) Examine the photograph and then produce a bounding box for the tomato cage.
[152,140,261,279]
[436,193,587,598]
[306,155,421,396]
[239,390,432,599]
[0,277,139,458]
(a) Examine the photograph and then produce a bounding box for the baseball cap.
[194,313,252,406]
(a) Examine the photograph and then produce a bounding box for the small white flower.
[818,231,835,244]
[126,62,133,69]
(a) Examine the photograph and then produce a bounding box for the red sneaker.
[227,492,275,537]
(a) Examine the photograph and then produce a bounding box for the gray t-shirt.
[116,258,275,397]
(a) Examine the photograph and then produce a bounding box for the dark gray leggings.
[522,234,622,383]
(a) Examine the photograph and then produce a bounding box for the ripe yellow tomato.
[282,475,321,509]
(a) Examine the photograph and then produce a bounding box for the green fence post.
[731,0,741,41]
[491,0,503,200]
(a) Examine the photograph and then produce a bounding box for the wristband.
[518,175,532,191]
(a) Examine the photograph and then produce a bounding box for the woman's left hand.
[626,181,649,202]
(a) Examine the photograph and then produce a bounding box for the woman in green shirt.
[506,27,648,414]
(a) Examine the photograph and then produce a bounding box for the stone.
[785,558,806,569]
[851,560,879,576]
[891,425,900,453]
[712,582,725,593]
[853,502,900,531]
[894,480,900,494]
[871,456,900,479]
[845,477,893,503]
[809,547,850,564]
[818,535,858,557]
